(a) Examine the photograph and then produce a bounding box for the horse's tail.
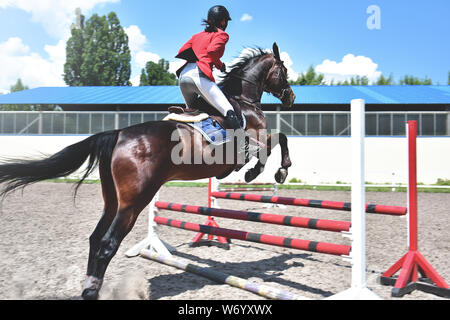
[0,130,120,199]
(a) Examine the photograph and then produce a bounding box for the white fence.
[1,135,449,185]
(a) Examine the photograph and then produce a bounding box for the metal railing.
[264,111,449,136]
[0,111,448,136]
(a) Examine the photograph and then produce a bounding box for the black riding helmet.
[207,5,232,28]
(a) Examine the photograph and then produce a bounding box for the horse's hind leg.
[81,185,160,300]
[82,163,118,298]
[81,150,165,300]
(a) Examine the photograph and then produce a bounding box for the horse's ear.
[273,42,281,61]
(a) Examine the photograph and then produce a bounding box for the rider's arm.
[207,32,229,71]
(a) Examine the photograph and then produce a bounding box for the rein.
[229,73,260,87]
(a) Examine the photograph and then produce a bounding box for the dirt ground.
[0,182,448,300]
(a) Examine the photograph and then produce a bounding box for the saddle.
[165,95,265,179]
[167,95,244,130]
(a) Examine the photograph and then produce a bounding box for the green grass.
[44,178,450,193]
[45,178,208,188]
[46,178,100,184]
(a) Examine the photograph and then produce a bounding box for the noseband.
[272,87,290,102]
[265,61,291,102]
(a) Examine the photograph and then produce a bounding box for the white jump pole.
[329,99,381,300]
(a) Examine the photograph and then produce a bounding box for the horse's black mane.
[218,47,270,89]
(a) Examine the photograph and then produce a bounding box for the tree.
[331,76,369,86]
[290,66,325,85]
[64,10,131,86]
[139,59,178,86]
[10,78,29,93]
[331,79,349,86]
[376,74,394,85]
[350,76,369,85]
[64,9,85,86]
[399,75,432,85]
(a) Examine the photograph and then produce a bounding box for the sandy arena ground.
[0,182,448,300]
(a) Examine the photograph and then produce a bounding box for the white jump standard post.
[329,99,381,300]
[125,192,175,257]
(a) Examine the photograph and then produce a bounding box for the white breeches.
[179,63,234,116]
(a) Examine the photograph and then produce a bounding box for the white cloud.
[135,51,161,69]
[240,13,253,22]
[124,25,148,54]
[0,37,65,92]
[124,25,166,86]
[280,51,298,81]
[44,39,66,64]
[0,37,30,56]
[315,54,382,84]
[0,0,120,39]
[130,74,141,87]
[124,25,184,86]
[124,25,161,70]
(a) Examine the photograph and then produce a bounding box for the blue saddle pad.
[189,117,232,145]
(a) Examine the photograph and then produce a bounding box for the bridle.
[230,58,290,104]
[265,60,291,102]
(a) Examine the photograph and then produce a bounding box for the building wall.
[1,135,449,185]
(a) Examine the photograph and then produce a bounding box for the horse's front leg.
[274,132,291,184]
[244,132,291,184]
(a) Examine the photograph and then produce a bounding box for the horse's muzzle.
[281,88,296,107]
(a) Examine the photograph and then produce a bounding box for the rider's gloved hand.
[220,63,226,73]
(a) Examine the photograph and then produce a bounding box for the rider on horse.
[175,5,241,130]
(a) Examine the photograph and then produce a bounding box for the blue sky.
[0,0,449,93]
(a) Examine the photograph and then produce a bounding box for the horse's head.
[264,43,296,107]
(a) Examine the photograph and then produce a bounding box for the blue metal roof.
[0,86,184,105]
[0,85,449,105]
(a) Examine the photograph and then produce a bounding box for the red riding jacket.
[176,28,229,82]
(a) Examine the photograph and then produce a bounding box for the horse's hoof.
[82,275,103,300]
[245,170,256,183]
[82,288,100,300]
[275,168,288,184]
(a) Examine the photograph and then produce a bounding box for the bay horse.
[0,43,295,300]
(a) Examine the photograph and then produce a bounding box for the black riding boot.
[224,110,249,168]
[224,110,241,129]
